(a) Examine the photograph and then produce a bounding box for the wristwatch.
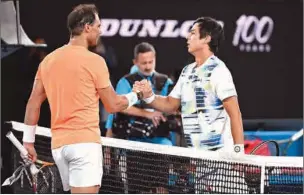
[136,91,144,100]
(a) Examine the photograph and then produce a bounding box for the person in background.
[105,42,181,193]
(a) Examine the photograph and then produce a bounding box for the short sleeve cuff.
[169,91,181,99]
[96,80,111,89]
[218,88,237,101]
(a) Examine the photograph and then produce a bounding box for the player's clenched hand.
[132,81,142,93]
[23,142,37,162]
[133,79,154,99]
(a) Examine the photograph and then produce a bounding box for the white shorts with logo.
[51,143,103,191]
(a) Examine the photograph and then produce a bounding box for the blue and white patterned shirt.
[169,55,237,150]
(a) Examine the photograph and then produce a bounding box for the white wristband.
[233,144,244,154]
[125,92,138,108]
[22,124,36,143]
[143,94,155,104]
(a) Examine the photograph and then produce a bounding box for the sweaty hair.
[193,17,224,53]
[133,42,156,59]
[67,4,98,37]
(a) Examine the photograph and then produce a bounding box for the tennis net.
[7,121,304,194]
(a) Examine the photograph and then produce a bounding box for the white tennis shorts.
[51,143,103,191]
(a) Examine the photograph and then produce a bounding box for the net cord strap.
[260,163,266,194]
[9,121,303,168]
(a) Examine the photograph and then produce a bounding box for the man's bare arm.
[98,85,138,113]
[148,95,181,114]
[23,79,46,153]
[132,79,181,114]
[24,80,47,125]
[222,96,244,145]
[122,106,166,126]
[121,106,149,117]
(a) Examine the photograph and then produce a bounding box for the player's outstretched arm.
[97,85,140,113]
[133,80,180,114]
[148,95,180,114]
